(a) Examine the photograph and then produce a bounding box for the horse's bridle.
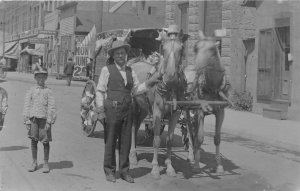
[162,39,184,74]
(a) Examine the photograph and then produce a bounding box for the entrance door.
[274,26,291,101]
[257,29,273,101]
[242,38,255,92]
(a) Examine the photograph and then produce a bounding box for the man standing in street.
[86,57,93,79]
[95,40,160,183]
[64,57,75,86]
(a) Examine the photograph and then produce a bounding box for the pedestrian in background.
[23,63,56,173]
[64,57,75,86]
[0,87,8,131]
[86,57,93,79]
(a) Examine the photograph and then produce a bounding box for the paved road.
[0,77,300,191]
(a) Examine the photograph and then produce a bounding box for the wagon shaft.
[165,100,229,109]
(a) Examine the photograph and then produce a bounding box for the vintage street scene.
[0,0,300,191]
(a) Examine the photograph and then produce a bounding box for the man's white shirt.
[96,63,147,107]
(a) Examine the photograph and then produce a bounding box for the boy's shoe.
[42,163,50,173]
[105,173,116,183]
[28,163,38,172]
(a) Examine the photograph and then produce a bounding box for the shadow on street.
[136,150,240,179]
[39,160,74,170]
[0,145,29,151]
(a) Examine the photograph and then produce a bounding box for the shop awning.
[0,41,18,57]
[20,44,44,56]
[4,42,19,59]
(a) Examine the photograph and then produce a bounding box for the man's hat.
[33,63,48,75]
[107,40,130,56]
[167,24,180,35]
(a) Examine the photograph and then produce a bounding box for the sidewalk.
[4,71,86,87]
[205,109,300,152]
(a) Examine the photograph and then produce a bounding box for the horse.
[184,31,232,173]
[129,34,186,179]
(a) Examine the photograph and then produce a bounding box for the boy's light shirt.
[23,85,57,125]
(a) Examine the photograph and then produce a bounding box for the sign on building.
[38,30,57,35]
[28,38,49,44]
[73,45,89,80]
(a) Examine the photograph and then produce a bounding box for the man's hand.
[45,123,51,131]
[96,106,106,121]
[145,73,161,87]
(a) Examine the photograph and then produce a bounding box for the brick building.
[222,0,300,120]
[164,1,222,79]
[0,1,165,76]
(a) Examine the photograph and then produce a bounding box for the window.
[148,6,157,15]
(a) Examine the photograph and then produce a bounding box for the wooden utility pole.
[2,3,5,59]
[92,1,103,81]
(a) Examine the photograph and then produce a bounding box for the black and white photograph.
[0,0,299,190]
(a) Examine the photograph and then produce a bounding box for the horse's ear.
[156,30,168,42]
[198,30,205,40]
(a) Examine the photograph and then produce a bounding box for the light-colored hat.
[107,40,130,56]
[33,63,48,75]
[167,24,180,35]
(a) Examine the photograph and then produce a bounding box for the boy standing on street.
[23,63,56,173]
[0,87,8,131]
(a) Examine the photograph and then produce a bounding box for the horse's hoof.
[151,169,161,180]
[216,165,225,174]
[192,162,201,172]
[187,155,195,164]
[129,151,138,166]
[166,168,176,177]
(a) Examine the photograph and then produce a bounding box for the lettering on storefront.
[28,38,49,44]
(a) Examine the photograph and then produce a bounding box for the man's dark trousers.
[103,100,132,176]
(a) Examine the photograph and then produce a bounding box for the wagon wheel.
[81,80,97,137]
[82,111,98,137]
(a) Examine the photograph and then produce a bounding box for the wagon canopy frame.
[95,27,189,59]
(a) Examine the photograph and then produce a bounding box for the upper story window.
[148,6,156,15]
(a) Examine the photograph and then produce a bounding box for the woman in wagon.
[95,40,160,183]
[23,63,56,173]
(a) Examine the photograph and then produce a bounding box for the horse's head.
[192,31,230,100]
[161,37,183,83]
[194,31,224,72]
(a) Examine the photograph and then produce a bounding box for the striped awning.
[4,42,19,59]
[20,44,44,56]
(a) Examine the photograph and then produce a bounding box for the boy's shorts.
[28,117,52,143]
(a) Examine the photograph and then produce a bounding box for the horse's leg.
[130,97,148,165]
[151,103,162,179]
[186,110,195,163]
[165,110,180,177]
[214,108,225,173]
[193,110,204,170]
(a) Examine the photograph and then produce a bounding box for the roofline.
[56,1,78,10]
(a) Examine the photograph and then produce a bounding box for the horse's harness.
[156,39,185,98]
